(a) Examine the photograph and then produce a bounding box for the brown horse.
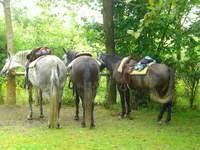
[63,50,100,128]
[99,54,175,123]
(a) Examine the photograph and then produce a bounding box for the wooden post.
[103,0,117,104]
[1,0,15,105]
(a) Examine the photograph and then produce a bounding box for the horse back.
[129,63,170,89]
[29,55,67,85]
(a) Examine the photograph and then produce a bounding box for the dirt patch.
[0,105,113,127]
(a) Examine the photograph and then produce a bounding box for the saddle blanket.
[130,62,154,75]
[117,56,155,75]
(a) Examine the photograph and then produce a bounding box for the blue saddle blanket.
[135,56,156,71]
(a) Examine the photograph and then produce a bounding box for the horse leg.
[39,89,44,118]
[27,83,33,120]
[57,100,62,128]
[117,85,126,118]
[165,101,172,123]
[157,103,168,123]
[125,88,131,116]
[74,89,80,120]
[81,98,86,127]
[90,102,95,129]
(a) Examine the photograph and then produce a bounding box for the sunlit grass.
[0,106,199,150]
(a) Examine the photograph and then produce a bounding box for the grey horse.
[99,54,175,123]
[63,49,100,128]
[0,50,67,128]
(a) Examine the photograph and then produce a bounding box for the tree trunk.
[103,0,116,104]
[2,0,16,105]
[0,82,4,104]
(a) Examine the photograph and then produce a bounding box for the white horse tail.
[48,62,60,128]
[84,66,93,127]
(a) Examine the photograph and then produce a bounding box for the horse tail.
[150,68,175,104]
[49,63,60,128]
[167,68,175,103]
[83,65,93,126]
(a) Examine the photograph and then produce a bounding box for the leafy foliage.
[0,0,199,107]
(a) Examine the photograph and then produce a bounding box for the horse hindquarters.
[154,68,175,122]
[150,68,175,104]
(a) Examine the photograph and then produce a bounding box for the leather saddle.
[27,47,52,62]
[121,56,136,84]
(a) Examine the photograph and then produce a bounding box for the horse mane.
[14,50,32,67]
[104,54,122,64]
[67,50,78,58]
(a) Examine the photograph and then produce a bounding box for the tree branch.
[0,0,4,6]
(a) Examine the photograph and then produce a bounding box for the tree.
[0,0,16,105]
[103,0,117,104]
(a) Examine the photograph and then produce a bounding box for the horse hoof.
[74,116,79,120]
[57,123,61,129]
[164,120,170,124]
[81,123,86,128]
[48,123,61,129]
[157,120,163,124]
[118,114,125,119]
[90,125,95,129]
[39,115,44,118]
[27,115,33,120]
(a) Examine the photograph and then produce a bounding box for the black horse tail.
[49,63,60,128]
[83,65,93,127]
[151,68,175,104]
[166,68,175,103]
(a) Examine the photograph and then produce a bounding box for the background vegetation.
[0,0,199,149]
[0,0,199,108]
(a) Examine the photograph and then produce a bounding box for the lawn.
[0,105,199,150]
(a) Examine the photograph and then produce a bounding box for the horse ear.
[63,48,67,54]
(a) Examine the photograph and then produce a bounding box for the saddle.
[27,47,52,62]
[121,56,135,84]
[67,51,92,71]
[119,56,156,84]
[24,47,52,89]
[75,52,92,58]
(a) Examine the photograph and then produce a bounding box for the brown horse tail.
[84,66,93,127]
[150,68,175,104]
[49,63,60,128]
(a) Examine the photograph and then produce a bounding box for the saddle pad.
[130,62,155,75]
[29,55,47,68]
[117,57,130,73]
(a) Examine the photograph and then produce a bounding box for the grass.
[0,78,199,150]
[0,105,199,150]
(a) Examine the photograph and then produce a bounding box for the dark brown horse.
[63,50,100,128]
[99,54,175,123]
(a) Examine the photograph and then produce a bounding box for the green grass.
[0,106,199,150]
[0,78,199,149]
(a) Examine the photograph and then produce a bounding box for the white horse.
[0,50,67,128]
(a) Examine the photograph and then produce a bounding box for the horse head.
[62,48,78,66]
[0,50,31,77]
[99,53,122,72]
[0,56,12,77]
